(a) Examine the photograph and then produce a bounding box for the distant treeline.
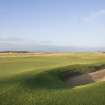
[0,51,31,53]
[0,51,61,54]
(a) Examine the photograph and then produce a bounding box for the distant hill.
[0,51,31,53]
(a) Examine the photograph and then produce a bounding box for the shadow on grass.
[21,63,105,89]
[1,63,105,90]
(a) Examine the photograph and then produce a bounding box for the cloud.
[83,9,105,22]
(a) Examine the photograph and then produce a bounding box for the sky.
[0,0,105,51]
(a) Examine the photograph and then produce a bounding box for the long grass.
[0,52,105,105]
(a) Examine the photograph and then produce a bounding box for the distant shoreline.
[0,51,104,57]
[0,51,70,57]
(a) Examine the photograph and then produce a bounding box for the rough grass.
[0,52,105,105]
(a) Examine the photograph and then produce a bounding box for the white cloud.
[83,9,105,22]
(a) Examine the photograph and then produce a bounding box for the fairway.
[0,52,105,105]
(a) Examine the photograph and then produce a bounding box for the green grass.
[0,52,105,105]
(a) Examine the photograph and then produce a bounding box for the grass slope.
[0,52,105,105]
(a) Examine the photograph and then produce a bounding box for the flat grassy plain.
[0,52,105,105]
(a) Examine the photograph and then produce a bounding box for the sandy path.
[67,69,105,86]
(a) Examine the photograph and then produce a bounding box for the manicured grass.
[0,52,105,105]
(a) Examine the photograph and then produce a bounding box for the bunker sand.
[67,69,105,86]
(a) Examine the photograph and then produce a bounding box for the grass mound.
[0,53,105,105]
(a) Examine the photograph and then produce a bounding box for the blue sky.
[0,0,105,51]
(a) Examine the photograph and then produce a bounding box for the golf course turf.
[0,52,105,105]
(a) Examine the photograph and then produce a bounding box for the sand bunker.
[67,69,105,86]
